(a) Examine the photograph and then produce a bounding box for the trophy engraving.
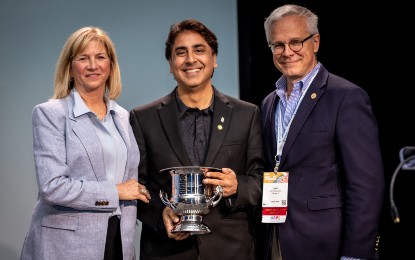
[160,166,223,234]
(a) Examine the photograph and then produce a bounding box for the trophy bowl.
[159,166,223,234]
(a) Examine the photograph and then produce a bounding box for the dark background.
[237,1,414,259]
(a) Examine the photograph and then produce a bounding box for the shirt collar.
[175,89,214,118]
[275,62,321,99]
[72,88,113,118]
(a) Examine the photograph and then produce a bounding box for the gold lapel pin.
[217,125,223,130]
[311,93,317,99]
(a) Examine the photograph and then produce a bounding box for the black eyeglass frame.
[269,34,315,55]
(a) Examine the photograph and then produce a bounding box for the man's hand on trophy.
[162,206,190,240]
[203,168,238,197]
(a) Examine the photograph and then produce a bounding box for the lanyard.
[274,89,307,171]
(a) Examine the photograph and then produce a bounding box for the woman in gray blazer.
[20,26,150,260]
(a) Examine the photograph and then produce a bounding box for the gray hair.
[264,4,319,44]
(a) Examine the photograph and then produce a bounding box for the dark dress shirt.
[176,93,213,166]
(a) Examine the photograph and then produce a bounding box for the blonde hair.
[53,26,122,99]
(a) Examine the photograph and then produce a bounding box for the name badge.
[262,171,289,223]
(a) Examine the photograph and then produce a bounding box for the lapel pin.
[311,93,317,99]
[217,125,223,130]
[221,117,224,123]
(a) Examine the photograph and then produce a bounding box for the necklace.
[96,105,107,121]
[96,107,106,120]
[87,103,107,121]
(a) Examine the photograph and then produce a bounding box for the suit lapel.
[158,91,192,166]
[71,112,107,182]
[280,71,327,166]
[112,112,128,149]
[204,91,232,166]
[112,107,131,182]
[269,92,279,163]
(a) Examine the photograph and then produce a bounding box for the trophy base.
[171,222,211,234]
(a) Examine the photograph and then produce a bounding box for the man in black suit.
[129,19,264,260]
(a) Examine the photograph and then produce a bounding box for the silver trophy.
[159,166,223,234]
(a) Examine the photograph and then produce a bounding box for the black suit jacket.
[130,87,264,260]
[258,64,384,260]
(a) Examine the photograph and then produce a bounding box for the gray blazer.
[20,90,140,260]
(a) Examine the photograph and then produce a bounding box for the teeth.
[186,69,200,72]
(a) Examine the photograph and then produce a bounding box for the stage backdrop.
[0,1,238,259]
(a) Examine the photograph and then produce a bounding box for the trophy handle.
[159,190,177,210]
[208,185,223,207]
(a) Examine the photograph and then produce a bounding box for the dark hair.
[165,19,218,60]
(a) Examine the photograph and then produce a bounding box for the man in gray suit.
[130,19,264,260]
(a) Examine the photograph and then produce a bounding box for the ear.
[213,54,218,68]
[312,34,320,53]
[169,60,173,74]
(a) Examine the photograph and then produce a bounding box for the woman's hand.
[117,179,151,203]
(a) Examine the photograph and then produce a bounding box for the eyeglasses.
[269,34,314,55]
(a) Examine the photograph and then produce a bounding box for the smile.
[184,68,201,73]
